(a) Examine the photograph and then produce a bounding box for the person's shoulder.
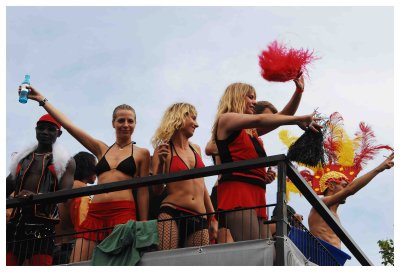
[66,157,76,170]
[134,145,151,157]
[190,143,202,154]
[205,140,217,155]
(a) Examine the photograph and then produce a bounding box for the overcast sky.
[4,4,396,266]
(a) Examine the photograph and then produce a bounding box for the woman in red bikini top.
[151,103,217,250]
[24,86,150,262]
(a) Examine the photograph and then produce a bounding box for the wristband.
[295,86,304,94]
[39,98,48,107]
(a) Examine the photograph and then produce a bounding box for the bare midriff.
[161,177,206,214]
[91,169,135,203]
[308,208,342,249]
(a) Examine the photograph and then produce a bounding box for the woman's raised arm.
[217,112,320,140]
[23,85,107,158]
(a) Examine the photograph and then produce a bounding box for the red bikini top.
[169,142,205,173]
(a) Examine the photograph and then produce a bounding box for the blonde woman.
[22,86,150,262]
[212,82,320,242]
[152,103,217,250]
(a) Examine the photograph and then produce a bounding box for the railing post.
[275,161,288,266]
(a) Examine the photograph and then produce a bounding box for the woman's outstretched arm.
[23,85,107,158]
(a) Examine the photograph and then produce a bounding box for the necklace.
[34,152,52,159]
[115,141,132,150]
[34,152,52,156]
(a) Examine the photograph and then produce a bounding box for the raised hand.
[297,113,322,133]
[376,153,394,172]
[293,72,304,92]
[18,85,44,102]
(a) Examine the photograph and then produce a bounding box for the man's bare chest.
[21,154,51,192]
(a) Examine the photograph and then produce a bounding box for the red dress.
[216,129,268,219]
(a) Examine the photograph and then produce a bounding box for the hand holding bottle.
[18,84,45,103]
[18,74,30,104]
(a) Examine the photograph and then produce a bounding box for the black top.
[95,143,136,177]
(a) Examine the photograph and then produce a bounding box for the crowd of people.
[6,75,394,266]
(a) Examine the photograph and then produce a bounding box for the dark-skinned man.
[6,114,75,265]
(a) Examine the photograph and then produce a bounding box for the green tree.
[377,239,394,266]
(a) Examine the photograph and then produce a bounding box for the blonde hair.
[212,83,256,140]
[112,104,136,122]
[151,103,198,148]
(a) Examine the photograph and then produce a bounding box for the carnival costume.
[279,112,392,195]
[277,112,393,265]
[216,129,268,219]
[7,115,71,265]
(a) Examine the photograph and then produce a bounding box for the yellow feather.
[337,131,355,166]
[286,179,302,202]
[279,130,298,148]
[297,162,323,173]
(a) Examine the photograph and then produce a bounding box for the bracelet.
[295,85,304,94]
[39,98,48,107]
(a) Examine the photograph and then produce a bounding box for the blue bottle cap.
[22,74,30,84]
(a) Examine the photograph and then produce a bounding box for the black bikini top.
[95,143,136,177]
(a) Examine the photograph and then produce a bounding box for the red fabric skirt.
[75,200,136,242]
[70,196,90,232]
[6,252,52,266]
[217,181,267,219]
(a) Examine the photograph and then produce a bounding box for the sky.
[3,2,397,267]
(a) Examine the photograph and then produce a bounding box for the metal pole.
[7,155,286,208]
[275,161,288,266]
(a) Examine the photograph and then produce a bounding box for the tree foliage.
[377,239,394,266]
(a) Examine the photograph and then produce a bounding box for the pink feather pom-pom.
[259,40,318,82]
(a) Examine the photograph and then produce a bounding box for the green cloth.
[92,219,159,266]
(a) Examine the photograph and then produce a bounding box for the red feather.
[259,40,317,82]
[300,169,314,183]
[324,112,344,163]
[353,122,393,169]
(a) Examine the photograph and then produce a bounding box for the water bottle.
[19,74,31,104]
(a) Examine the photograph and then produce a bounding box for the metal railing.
[7,154,373,265]
[6,205,342,266]
[285,209,341,266]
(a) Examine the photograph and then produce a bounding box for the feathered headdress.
[259,40,318,82]
[279,112,393,195]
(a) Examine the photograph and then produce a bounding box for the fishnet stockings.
[185,229,209,247]
[158,213,210,250]
[158,213,179,250]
